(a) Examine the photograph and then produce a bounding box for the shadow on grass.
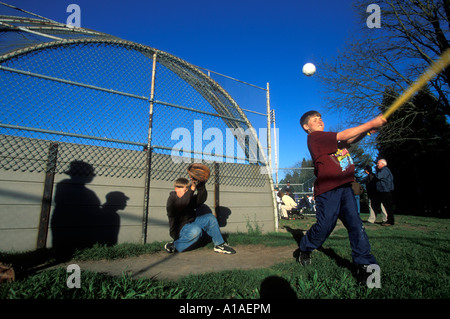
[282,226,306,246]
[282,225,355,275]
[260,275,297,299]
[0,248,60,280]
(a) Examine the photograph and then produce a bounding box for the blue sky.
[3,0,362,179]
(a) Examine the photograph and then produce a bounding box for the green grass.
[1,214,449,299]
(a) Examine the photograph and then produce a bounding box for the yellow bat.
[383,48,450,119]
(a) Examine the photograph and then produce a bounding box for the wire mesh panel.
[1,43,151,145]
[154,59,259,159]
[0,42,269,177]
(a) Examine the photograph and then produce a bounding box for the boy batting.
[298,111,386,284]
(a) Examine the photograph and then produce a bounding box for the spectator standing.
[364,165,387,224]
[368,159,395,226]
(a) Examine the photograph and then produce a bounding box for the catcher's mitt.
[187,163,210,183]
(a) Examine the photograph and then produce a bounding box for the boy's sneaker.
[164,242,176,253]
[214,243,236,255]
[297,250,311,266]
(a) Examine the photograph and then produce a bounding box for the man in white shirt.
[278,191,298,219]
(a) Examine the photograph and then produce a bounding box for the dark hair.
[174,177,190,188]
[299,111,321,132]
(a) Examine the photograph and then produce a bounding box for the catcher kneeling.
[164,164,236,255]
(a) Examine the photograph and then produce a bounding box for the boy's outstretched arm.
[336,115,386,146]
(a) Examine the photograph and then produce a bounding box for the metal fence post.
[271,109,279,188]
[214,162,220,218]
[37,142,58,249]
[142,52,158,244]
[266,83,279,231]
[266,82,272,175]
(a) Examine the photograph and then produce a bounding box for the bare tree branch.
[318,0,449,145]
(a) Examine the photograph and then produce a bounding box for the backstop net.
[0,3,277,250]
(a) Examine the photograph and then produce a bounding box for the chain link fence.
[0,5,277,251]
[0,41,271,178]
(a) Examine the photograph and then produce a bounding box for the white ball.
[302,63,316,76]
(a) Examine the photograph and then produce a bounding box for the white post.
[272,109,279,187]
[266,83,279,231]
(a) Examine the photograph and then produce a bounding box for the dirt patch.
[54,221,367,281]
[60,244,299,281]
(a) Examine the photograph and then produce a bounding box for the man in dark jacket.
[364,166,387,224]
[368,159,395,226]
[165,177,235,254]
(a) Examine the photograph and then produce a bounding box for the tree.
[279,158,315,194]
[376,87,450,214]
[348,142,374,181]
[317,0,450,214]
[319,0,449,128]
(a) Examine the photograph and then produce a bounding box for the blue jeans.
[299,185,377,265]
[174,213,224,252]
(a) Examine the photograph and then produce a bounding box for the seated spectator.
[278,191,298,219]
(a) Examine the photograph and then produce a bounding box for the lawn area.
[1,213,449,301]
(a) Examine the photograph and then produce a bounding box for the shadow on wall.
[216,206,232,227]
[50,160,129,258]
[196,204,232,228]
[50,161,233,259]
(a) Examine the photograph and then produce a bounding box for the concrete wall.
[0,135,275,252]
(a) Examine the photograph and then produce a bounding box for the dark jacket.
[375,166,394,193]
[166,183,207,240]
[365,173,377,199]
